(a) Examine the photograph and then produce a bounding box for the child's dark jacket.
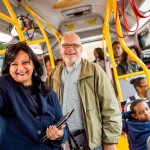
[122,112,150,150]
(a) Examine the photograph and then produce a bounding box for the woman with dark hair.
[117,46,143,75]
[0,42,69,150]
[44,55,52,84]
[93,47,105,70]
[44,55,52,77]
[93,47,113,83]
[125,77,148,111]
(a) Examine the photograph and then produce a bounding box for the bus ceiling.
[0,0,149,44]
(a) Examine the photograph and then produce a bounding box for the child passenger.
[122,99,150,150]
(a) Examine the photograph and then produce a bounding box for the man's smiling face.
[60,33,82,66]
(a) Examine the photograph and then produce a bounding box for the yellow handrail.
[3,0,25,41]
[20,1,63,68]
[102,0,123,101]
[27,39,46,45]
[118,70,150,80]
[112,0,150,87]
[0,50,5,55]
[102,0,150,102]
[0,0,59,68]
[20,1,62,44]
[0,12,17,25]
[35,19,55,68]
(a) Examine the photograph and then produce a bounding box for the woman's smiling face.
[9,50,34,86]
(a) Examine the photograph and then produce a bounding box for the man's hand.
[103,144,116,150]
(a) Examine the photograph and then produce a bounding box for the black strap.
[68,136,73,149]
[68,131,83,150]
[71,129,85,137]
[129,96,136,101]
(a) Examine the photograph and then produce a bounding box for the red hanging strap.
[115,1,129,38]
[129,0,150,18]
[115,0,150,38]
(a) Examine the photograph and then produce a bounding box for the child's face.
[132,102,150,122]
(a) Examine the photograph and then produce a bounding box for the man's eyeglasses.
[61,43,81,49]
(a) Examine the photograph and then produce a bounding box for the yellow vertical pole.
[102,1,129,149]
[45,23,62,45]
[102,0,123,101]
[35,19,55,68]
[3,0,25,41]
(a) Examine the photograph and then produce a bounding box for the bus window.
[138,28,150,50]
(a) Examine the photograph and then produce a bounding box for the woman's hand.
[46,125,66,140]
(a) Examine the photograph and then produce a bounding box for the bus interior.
[0,0,150,149]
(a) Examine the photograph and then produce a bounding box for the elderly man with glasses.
[49,33,122,150]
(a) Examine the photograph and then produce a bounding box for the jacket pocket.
[72,82,80,101]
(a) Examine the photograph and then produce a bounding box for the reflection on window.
[138,28,150,50]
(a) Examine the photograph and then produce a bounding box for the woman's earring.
[34,72,38,76]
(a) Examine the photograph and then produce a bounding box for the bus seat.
[121,101,127,112]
